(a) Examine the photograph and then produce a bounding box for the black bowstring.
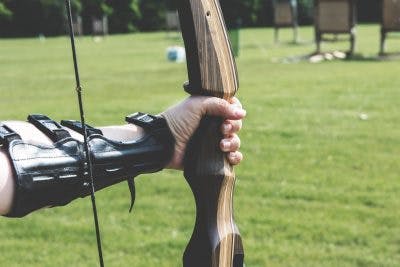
[65,1,105,266]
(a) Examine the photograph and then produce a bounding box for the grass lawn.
[0,24,399,267]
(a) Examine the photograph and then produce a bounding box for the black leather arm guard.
[3,113,174,218]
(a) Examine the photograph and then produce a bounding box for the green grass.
[0,24,399,266]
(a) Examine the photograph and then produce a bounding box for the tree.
[0,0,82,37]
[0,0,12,36]
[138,0,166,31]
[0,0,12,20]
[220,0,264,28]
[298,0,314,25]
[107,0,141,33]
[80,0,111,33]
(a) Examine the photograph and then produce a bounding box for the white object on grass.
[359,113,369,120]
[167,46,186,63]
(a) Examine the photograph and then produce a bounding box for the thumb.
[203,97,246,120]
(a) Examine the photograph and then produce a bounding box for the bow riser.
[178,0,244,266]
[179,0,238,98]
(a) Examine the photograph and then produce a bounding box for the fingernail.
[235,108,246,117]
[223,124,232,133]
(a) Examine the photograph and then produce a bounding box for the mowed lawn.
[0,24,399,267]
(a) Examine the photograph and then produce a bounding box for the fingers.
[220,134,240,152]
[221,119,242,135]
[210,97,243,166]
[202,97,246,120]
[228,97,243,108]
[220,135,243,165]
[227,151,243,166]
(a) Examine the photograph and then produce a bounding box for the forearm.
[0,96,245,217]
[0,150,14,215]
[0,121,146,216]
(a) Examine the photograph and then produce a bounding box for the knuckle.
[233,120,243,132]
[218,99,230,113]
[232,134,241,148]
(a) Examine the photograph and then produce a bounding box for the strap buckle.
[0,124,21,147]
[61,120,103,136]
[28,114,71,142]
[125,112,165,131]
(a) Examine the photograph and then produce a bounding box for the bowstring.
[64,1,105,266]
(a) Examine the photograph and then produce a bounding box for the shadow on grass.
[241,39,313,52]
[345,52,400,62]
[279,50,400,63]
[273,40,314,47]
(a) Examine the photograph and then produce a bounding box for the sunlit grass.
[0,24,399,266]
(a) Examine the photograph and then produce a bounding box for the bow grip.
[178,0,244,266]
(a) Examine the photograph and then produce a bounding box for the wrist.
[126,112,176,170]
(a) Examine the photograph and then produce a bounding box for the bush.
[0,0,385,37]
[298,0,314,25]
[0,1,12,20]
[107,0,141,33]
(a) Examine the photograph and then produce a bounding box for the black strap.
[62,119,136,213]
[28,115,71,142]
[127,178,136,213]
[61,120,103,136]
[125,112,165,131]
[0,124,21,147]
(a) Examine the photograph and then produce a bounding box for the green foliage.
[0,1,12,20]
[0,1,388,36]
[165,0,178,10]
[0,0,80,36]
[220,0,264,28]
[0,25,399,266]
[80,0,109,33]
[298,0,314,24]
[138,0,166,31]
[0,0,83,37]
[39,0,68,36]
[107,0,141,33]
[81,0,107,18]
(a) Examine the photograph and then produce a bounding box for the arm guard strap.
[3,113,174,218]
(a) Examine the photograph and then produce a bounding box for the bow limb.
[178,1,244,266]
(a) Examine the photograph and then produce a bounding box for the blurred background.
[0,0,399,267]
[0,0,383,37]
[0,0,381,37]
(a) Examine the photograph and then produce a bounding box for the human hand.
[161,96,245,170]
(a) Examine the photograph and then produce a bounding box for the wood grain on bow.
[178,0,244,266]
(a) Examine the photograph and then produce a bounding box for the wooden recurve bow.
[178,0,244,266]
